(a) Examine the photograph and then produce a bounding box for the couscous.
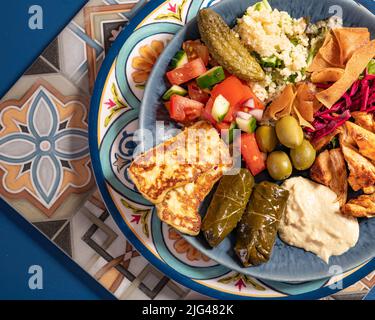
[236,5,342,102]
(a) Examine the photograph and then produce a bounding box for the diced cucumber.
[261,56,283,68]
[236,116,257,133]
[196,66,226,89]
[170,50,188,69]
[221,122,237,144]
[162,85,187,101]
[253,0,272,11]
[212,95,230,122]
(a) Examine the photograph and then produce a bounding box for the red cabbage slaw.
[308,72,375,142]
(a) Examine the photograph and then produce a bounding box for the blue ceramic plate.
[140,0,375,282]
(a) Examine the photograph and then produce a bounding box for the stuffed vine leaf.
[235,181,289,267]
[201,169,254,247]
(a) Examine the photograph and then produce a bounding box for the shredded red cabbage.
[310,73,375,142]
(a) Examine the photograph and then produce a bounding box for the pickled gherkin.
[198,9,265,82]
[235,182,289,267]
[201,169,254,247]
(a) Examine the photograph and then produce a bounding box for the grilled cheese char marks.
[128,121,232,204]
[156,167,225,235]
[128,121,233,235]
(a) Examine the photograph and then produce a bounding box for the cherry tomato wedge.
[210,76,254,122]
[169,95,204,122]
[201,97,216,125]
[239,133,266,176]
[188,82,210,104]
[183,40,209,66]
[241,85,265,110]
[166,58,207,86]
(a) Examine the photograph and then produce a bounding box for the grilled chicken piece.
[310,149,347,207]
[345,121,375,162]
[341,144,375,191]
[352,111,375,133]
[329,149,349,206]
[338,125,356,148]
[310,150,332,185]
[364,186,375,194]
[342,193,375,218]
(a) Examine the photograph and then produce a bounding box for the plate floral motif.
[168,228,210,262]
[155,0,189,22]
[131,40,165,87]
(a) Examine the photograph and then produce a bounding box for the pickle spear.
[198,9,265,82]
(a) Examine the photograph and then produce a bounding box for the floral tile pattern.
[0,79,93,216]
[83,2,146,91]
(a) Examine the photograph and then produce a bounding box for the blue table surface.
[0,199,114,300]
[0,0,374,300]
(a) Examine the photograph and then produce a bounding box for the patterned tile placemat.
[0,0,373,300]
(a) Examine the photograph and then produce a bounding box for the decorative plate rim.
[89,0,375,299]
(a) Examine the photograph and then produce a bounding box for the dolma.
[201,169,254,247]
[235,181,289,267]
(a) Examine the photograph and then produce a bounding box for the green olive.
[290,139,316,171]
[275,116,304,149]
[256,126,278,153]
[266,151,293,181]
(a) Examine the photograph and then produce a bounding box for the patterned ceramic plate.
[89,0,375,299]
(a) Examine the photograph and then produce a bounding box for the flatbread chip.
[307,52,333,73]
[319,32,343,67]
[316,40,375,108]
[292,105,314,130]
[311,68,344,83]
[333,28,370,65]
[294,83,315,123]
[264,84,295,120]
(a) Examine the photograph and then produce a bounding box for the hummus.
[279,177,359,263]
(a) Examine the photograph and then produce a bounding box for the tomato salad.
[163,41,266,176]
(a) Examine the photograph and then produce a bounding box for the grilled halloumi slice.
[128,121,232,204]
[156,166,228,235]
[345,121,375,162]
[341,144,375,191]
